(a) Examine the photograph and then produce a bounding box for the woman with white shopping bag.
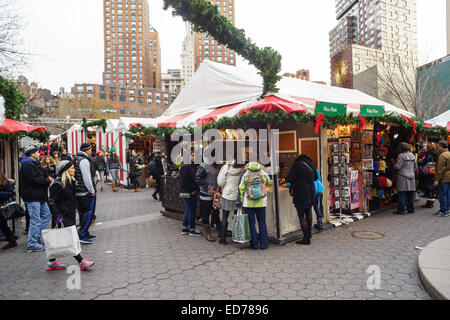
[45,160,94,271]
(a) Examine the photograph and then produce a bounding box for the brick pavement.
[1,187,449,300]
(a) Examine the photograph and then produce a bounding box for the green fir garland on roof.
[162,0,282,95]
[81,118,107,132]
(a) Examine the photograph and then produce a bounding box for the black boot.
[296,237,311,245]
[2,236,17,250]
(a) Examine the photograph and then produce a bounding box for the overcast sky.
[15,0,448,93]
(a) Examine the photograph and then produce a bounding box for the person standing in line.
[180,150,202,237]
[419,141,439,209]
[41,155,57,179]
[94,150,107,192]
[19,146,54,252]
[74,143,96,244]
[217,159,244,245]
[393,142,418,215]
[50,141,59,156]
[129,150,144,192]
[0,174,18,250]
[59,148,72,162]
[148,151,165,200]
[106,148,124,192]
[434,141,450,217]
[287,154,317,245]
[195,155,219,242]
[238,161,272,250]
[46,160,95,271]
[52,151,60,165]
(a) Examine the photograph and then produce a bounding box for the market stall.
[128,60,425,243]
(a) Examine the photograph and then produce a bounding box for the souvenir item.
[333,155,339,164]
[334,178,340,186]
[362,159,374,171]
[332,143,339,153]
[362,145,373,159]
[334,201,340,210]
[333,166,339,176]
[361,131,373,144]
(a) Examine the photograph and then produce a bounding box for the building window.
[110,94,116,101]
[76,86,84,92]
[120,88,126,95]
[147,91,153,98]
[129,97,135,102]
[120,95,126,102]
[100,94,106,100]
[156,100,161,105]
[100,86,106,93]
[138,97,144,104]
[147,98,153,104]
[138,90,144,96]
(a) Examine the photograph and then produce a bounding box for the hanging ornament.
[315,113,324,135]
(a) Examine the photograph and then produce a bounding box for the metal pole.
[268,124,281,240]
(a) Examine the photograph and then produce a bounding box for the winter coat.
[435,149,450,183]
[195,163,219,200]
[130,155,144,178]
[60,154,73,162]
[0,182,14,203]
[180,164,199,194]
[18,158,51,203]
[95,156,106,172]
[107,155,123,172]
[217,162,243,201]
[44,164,57,179]
[394,151,418,192]
[148,156,164,179]
[48,178,77,227]
[419,149,439,188]
[287,155,318,208]
[238,162,272,208]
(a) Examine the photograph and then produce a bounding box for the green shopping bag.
[232,208,251,243]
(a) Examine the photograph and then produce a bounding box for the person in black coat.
[59,148,73,162]
[148,152,165,200]
[129,150,144,192]
[41,155,57,179]
[46,160,94,271]
[19,146,54,251]
[287,154,318,245]
[0,174,17,250]
[180,150,201,236]
[419,141,439,208]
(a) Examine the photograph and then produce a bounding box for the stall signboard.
[315,101,346,116]
[360,105,385,117]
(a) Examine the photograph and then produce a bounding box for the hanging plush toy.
[378,160,386,172]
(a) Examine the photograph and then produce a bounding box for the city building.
[181,22,195,85]
[416,55,450,119]
[72,83,178,116]
[149,25,162,89]
[283,69,327,85]
[13,76,57,118]
[329,0,419,98]
[193,0,236,71]
[161,69,185,94]
[102,0,154,89]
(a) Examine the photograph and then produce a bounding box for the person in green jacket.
[238,162,272,250]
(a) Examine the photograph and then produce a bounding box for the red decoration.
[140,132,144,136]
[358,115,367,132]
[401,115,417,134]
[315,113,324,135]
[375,133,382,146]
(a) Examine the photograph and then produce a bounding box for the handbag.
[41,224,81,259]
[213,192,222,210]
[232,208,251,243]
[0,202,26,220]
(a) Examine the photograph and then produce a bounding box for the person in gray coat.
[393,142,418,215]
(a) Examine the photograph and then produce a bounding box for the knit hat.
[56,160,73,176]
[110,147,116,153]
[80,143,92,152]
[438,140,448,149]
[25,146,39,157]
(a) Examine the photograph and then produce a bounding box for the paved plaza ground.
[1,184,449,300]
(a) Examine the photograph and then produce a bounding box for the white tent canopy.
[157,60,414,129]
[426,110,450,128]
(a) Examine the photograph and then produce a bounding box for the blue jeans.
[245,207,268,250]
[182,195,198,231]
[438,182,450,213]
[26,201,52,248]
[314,193,324,220]
[397,191,415,213]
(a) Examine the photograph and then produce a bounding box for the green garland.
[81,118,107,132]
[130,110,448,139]
[0,130,50,143]
[163,0,282,95]
[0,76,25,120]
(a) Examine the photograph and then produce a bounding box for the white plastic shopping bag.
[232,208,251,243]
[42,225,81,259]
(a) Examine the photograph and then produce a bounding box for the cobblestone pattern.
[1,189,448,300]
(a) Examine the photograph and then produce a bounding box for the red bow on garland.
[358,115,367,132]
[401,115,417,134]
[315,113,324,135]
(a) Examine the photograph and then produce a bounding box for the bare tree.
[355,53,449,121]
[0,0,27,74]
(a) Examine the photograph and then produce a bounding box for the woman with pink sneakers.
[46,160,95,271]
